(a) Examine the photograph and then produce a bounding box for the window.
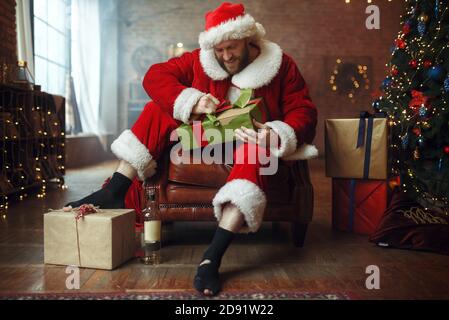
[33,0,70,96]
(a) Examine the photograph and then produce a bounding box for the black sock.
[194,227,235,295]
[105,172,133,198]
[65,172,132,209]
[202,227,235,264]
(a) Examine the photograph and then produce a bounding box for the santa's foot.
[64,172,131,209]
[193,259,221,296]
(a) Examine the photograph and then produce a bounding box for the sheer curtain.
[71,0,104,134]
[16,0,34,79]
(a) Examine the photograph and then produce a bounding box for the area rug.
[0,290,354,300]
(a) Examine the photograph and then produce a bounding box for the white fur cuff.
[212,179,267,234]
[173,87,206,124]
[265,120,319,160]
[265,120,298,158]
[110,130,157,181]
[282,144,319,161]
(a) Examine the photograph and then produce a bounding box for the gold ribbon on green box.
[176,89,268,150]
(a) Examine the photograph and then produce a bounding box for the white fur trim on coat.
[199,48,229,81]
[232,40,283,89]
[199,14,266,50]
[282,144,319,161]
[264,120,297,158]
[265,120,319,160]
[173,87,206,124]
[110,130,157,181]
[212,179,267,234]
[199,40,283,89]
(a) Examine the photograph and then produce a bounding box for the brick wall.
[117,0,405,153]
[0,0,17,65]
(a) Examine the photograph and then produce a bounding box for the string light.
[1,90,66,211]
[329,58,370,101]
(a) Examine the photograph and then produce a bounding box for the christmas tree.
[374,0,449,210]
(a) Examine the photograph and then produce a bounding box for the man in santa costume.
[66,2,317,296]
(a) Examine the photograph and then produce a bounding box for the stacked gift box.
[325,112,394,235]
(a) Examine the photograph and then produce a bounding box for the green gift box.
[176,89,267,150]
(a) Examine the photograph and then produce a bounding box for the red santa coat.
[143,39,318,161]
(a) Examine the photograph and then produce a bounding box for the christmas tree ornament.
[409,90,429,112]
[391,67,399,76]
[382,77,393,88]
[419,105,427,117]
[402,133,409,149]
[443,76,449,93]
[418,21,426,36]
[424,60,432,68]
[403,23,411,35]
[395,38,406,49]
[418,13,429,23]
[372,99,381,111]
[389,176,401,189]
[428,65,444,80]
[438,157,443,171]
[409,59,418,69]
[444,146,449,154]
[414,148,420,160]
[413,127,421,136]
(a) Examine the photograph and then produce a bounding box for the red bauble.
[403,24,411,35]
[413,127,421,136]
[391,67,399,76]
[424,60,432,68]
[444,146,449,154]
[409,59,418,68]
[395,38,406,49]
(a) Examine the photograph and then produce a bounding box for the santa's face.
[213,39,250,75]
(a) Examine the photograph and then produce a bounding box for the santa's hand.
[192,94,219,115]
[234,119,279,148]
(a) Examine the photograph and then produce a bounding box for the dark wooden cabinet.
[0,85,66,209]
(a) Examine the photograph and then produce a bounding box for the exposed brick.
[0,0,17,65]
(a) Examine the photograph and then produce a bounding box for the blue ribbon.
[356,112,386,179]
[348,179,357,232]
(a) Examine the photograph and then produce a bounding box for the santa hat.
[198,2,266,50]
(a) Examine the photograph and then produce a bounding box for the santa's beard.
[216,46,250,75]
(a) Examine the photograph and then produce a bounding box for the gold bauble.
[422,122,431,129]
[413,148,420,160]
[418,13,429,23]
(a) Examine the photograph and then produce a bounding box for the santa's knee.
[110,130,157,181]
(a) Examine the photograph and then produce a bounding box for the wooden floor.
[0,159,448,299]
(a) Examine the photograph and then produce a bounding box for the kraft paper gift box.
[176,89,268,151]
[44,209,135,270]
[332,178,389,235]
[325,113,388,180]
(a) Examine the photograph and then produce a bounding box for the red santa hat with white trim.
[198,2,266,50]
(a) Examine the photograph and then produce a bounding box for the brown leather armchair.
[142,149,314,247]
